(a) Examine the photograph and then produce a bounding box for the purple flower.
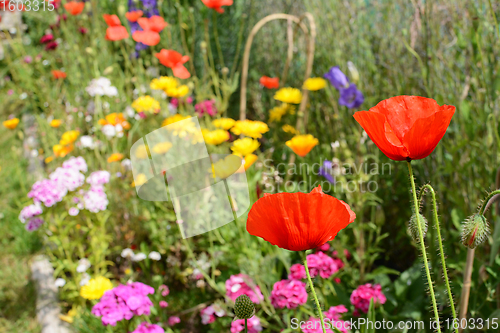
[25,217,44,231]
[19,203,43,223]
[318,160,336,184]
[338,84,364,109]
[270,279,308,309]
[324,66,349,90]
[132,322,164,333]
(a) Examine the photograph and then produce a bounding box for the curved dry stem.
[281,19,294,86]
[239,13,310,120]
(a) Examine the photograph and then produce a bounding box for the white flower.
[76,258,91,273]
[101,124,116,138]
[125,106,135,118]
[80,135,95,149]
[80,273,91,286]
[148,251,161,261]
[121,248,134,259]
[121,159,131,170]
[132,253,147,262]
[55,278,66,288]
[86,77,118,97]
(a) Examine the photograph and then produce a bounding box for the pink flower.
[24,56,33,64]
[49,167,85,191]
[350,283,386,314]
[168,316,180,326]
[19,203,43,223]
[324,305,348,321]
[306,252,342,279]
[270,279,307,309]
[45,41,58,51]
[317,243,330,251]
[200,304,224,324]
[159,301,168,308]
[225,274,264,304]
[195,100,217,117]
[288,263,306,280]
[301,318,335,333]
[28,179,67,207]
[131,322,164,333]
[158,284,169,296]
[86,170,110,186]
[40,34,54,44]
[231,316,262,333]
[25,217,44,231]
[63,156,88,173]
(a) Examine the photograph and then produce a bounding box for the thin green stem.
[419,184,458,333]
[407,161,441,332]
[302,251,326,333]
[212,11,225,68]
[245,318,248,333]
[479,189,500,215]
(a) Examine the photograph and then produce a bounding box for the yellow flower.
[212,155,242,179]
[107,153,124,163]
[230,120,269,139]
[282,124,299,135]
[152,142,173,154]
[285,134,319,157]
[162,114,190,127]
[132,96,160,113]
[240,153,258,171]
[50,119,63,128]
[132,173,147,187]
[3,118,19,130]
[150,76,178,91]
[134,145,150,159]
[202,129,230,145]
[269,103,295,122]
[45,156,54,163]
[60,130,80,146]
[274,87,302,104]
[213,118,236,130]
[165,85,189,98]
[303,77,327,91]
[80,277,113,300]
[53,144,74,158]
[231,137,260,156]
[59,309,77,324]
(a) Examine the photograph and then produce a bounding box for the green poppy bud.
[234,294,255,320]
[462,214,489,249]
[408,213,428,242]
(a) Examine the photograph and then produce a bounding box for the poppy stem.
[418,184,458,333]
[407,161,442,332]
[302,251,326,333]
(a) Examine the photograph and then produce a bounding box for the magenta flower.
[25,217,45,232]
[159,284,169,296]
[306,251,342,279]
[350,283,386,314]
[288,263,306,280]
[131,322,164,333]
[195,100,217,117]
[28,179,67,207]
[168,316,181,326]
[324,305,348,321]
[225,274,264,304]
[45,41,58,51]
[231,316,262,333]
[159,301,168,308]
[40,34,54,44]
[270,279,307,309]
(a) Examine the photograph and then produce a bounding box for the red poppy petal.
[402,105,455,160]
[247,190,353,251]
[137,17,151,31]
[103,14,121,27]
[180,55,190,64]
[172,65,191,79]
[149,15,167,32]
[354,111,409,161]
[106,26,129,41]
[132,30,159,45]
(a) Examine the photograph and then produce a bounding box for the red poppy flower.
[106,26,129,41]
[132,30,160,46]
[246,185,355,251]
[155,49,190,79]
[138,16,167,32]
[126,10,143,22]
[201,0,233,13]
[52,70,67,79]
[260,76,279,89]
[103,14,121,27]
[64,1,84,16]
[353,96,455,161]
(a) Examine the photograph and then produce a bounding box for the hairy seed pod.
[462,214,489,249]
[408,213,428,242]
[234,294,255,319]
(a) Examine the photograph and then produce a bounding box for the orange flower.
[103,14,121,26]
[125,10,143,22]
[50,119,62,128]
[155,49,190,79]
[53,144,74,158]
[247,185,356,251]
[98,113,130,129]
[285,134,319,157]
[260,76,279,89]
[52,70,67,79]
[64,1,84,15]
[201,0,233,13]
[107,153,124,163]
[3,118,19,130]
[243,153,258,170]
[106,26,129,41]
